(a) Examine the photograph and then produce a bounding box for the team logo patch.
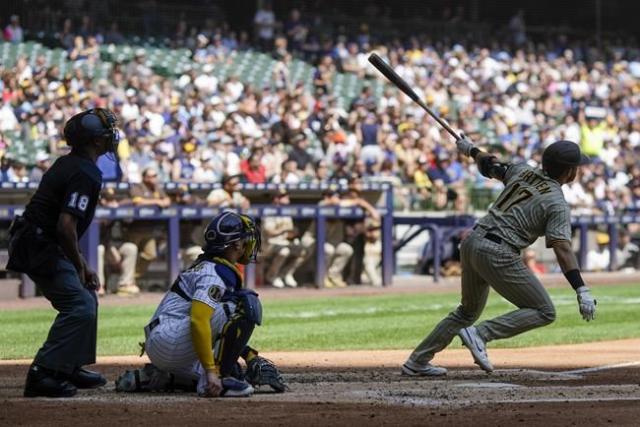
[208,286,223,301]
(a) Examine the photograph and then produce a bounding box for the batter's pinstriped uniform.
[144,261,238,385]
[409,162,571,364]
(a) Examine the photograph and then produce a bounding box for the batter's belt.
[472,224,520,253]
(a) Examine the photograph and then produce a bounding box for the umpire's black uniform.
[7,108,119,397]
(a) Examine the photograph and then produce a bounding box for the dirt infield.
[2,340,639,426]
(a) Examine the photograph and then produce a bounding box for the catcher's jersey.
[476,162,571,250]
[150,260,241,321]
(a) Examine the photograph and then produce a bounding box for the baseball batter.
[116,211,285,397]
[402,139,597,376]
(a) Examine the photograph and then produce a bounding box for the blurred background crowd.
[1,0,640,290]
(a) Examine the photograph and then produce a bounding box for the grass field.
[2,284,640,360]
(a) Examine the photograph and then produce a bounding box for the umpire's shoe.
[64,367,107,389]
[24,365,77,398]
[459,326,494,373]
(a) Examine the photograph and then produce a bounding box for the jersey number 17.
[494,182,533,212]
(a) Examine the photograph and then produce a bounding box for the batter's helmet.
[63,108,119,153]
[542,140,590,170]
[202,211,261,264]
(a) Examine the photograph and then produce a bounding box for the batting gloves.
[575,286,597,321]
[456,136,475,157]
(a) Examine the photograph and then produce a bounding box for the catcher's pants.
[409,229,555,365]
[28,258,98,374]
[144,302,237,385]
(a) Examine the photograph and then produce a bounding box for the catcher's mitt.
[245,356,287,393]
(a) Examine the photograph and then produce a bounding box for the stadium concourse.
[1,3,640,290]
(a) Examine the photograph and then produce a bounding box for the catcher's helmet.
[202,211,261,264]
[63,108,119,153]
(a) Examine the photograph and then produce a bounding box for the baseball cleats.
[459,326,494,373]
[401,359,447,377]
[220,377,254,397]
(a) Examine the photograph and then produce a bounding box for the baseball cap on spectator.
[220,135,234,145]
[596,232,610,245]
[332,131,346,144]
[34,151,50,163]
[222,173,243,184]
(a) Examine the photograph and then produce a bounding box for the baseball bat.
[367,53,460,140]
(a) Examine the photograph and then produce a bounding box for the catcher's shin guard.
[215,311,256,377]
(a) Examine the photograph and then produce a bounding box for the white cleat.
[458,326,494,373]
[284,274,298,288]
[401,359,447,377]
[271,278,285,288]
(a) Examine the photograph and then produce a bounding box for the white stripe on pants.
[409,230,555,364]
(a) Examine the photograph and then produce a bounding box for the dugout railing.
[0,182,395,297]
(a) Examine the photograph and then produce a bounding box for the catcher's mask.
[63,108,120,159]
[203,211,261,264]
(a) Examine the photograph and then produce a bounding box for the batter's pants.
[409,229,556,365]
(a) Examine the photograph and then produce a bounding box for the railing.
[0,180,396,296]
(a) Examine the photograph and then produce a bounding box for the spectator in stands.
[271,158,301,184]
[254,0,276,51]
[0,156,12,182]
[311,159,330,184]
[127,167,171,284]
[3,15,23,43]
[261,188,309,288]
[8,158,29,183]
[206,173,250,209]
[29,152,51,182]
[289,133,314,171]
[240,149,267,184]
[586,232,611,272]
[284,8,308,52]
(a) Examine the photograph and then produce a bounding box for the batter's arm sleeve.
[190,300,219,373]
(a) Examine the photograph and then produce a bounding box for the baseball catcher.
[116,211,286,397]
[402,138,597,376]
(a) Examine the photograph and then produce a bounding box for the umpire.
[6,108,119,397]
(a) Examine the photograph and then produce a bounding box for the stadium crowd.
[2,5,640,281]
